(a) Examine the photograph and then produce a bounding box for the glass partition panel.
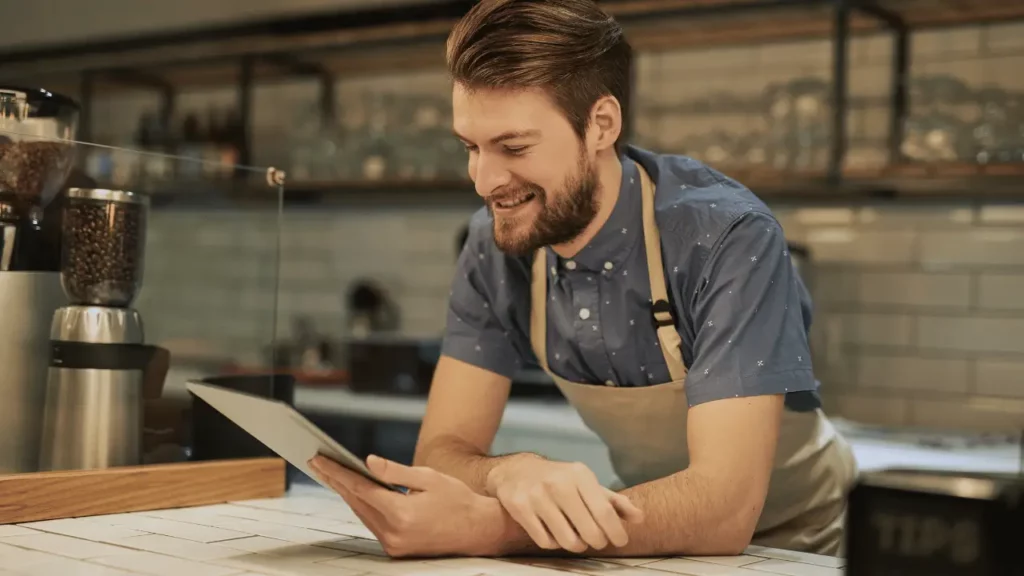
[0,127,285,470]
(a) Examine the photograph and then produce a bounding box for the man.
[310,0,858,559]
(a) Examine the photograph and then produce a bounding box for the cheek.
[515,156,566,190]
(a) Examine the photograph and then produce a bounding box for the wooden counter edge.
[0,457,286,525]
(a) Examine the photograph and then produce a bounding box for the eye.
[463,143,478,153]
[504,145,529,156]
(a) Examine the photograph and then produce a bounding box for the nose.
[470,152,512,199]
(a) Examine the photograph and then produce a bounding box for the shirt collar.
[548,155,641,275]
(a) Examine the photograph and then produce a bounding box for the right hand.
[308,455,508,558]
[485,456,644,553]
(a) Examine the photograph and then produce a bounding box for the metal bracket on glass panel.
[266,167,286,188]
[852,0,906,30]
[829,0,851,185]
[851,0,910,165]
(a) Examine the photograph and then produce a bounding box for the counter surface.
[0,484,846,576]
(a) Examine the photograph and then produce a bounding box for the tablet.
[186,381,403,493]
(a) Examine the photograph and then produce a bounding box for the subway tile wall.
[118,21,1024,434]
[134,205,476,367]
[775,203,1024,433]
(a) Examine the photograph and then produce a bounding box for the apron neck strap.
[531,161,687,381]
[636,164,687,380]
[530,247,550,371]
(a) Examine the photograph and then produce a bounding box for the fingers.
[493,461,643,554]
[366,454,440,492]
[308,456,399,508]
[310,455,364,487]
[531,491,587,553]
[578,482,629,547]
[309,457,362,500]
[606,489,645,524]
[309,459,387,531]
[337,488,386,532]
[551,482,608,550]
[500,492,558,551]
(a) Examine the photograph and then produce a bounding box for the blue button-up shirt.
[442,146,820,411]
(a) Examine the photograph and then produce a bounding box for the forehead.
[451,84,565,140]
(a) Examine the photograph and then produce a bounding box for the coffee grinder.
[0,86,78,474]
[39,188,169,471]
[0,87,78,270]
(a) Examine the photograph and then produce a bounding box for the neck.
[550,150,622,258]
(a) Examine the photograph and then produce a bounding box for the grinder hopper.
[0,87,79,271]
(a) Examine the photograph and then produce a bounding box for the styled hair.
[445,0,632,153]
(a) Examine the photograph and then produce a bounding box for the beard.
[487,151,600,257]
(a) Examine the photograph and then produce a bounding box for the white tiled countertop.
[0,484,846,576]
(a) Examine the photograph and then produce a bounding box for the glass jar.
[0,86,79,212]
[61,188,148,307]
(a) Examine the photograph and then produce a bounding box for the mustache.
[487,182,545,207]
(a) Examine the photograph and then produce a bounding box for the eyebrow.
[453,129,541,145]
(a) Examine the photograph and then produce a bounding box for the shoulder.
[627,146,782,249]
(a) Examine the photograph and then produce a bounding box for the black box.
[845,469,1024,576]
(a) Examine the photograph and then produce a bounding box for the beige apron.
[527,163,859,556]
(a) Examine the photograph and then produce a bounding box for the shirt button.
[605,380,615,386]
[604,261,614,270]
[579,308,591,320]
[566,260,577,270]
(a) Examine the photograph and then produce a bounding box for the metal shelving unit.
[2,0,1023,205]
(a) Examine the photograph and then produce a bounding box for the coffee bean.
[0,141,70,202]
[62,199,145,307]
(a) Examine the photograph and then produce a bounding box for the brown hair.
[446,0,632,153]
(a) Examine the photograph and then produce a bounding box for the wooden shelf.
[134,163,1024,209]
[743,162,1024,202]
[884,0,1024,27]
[1,6,865,97]
[141,177,477,209]
[10,0,1024,97]
[624,2,883,52]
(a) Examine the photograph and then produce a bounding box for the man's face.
[452,84,599,256]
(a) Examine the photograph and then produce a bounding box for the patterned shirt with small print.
[441,145,821,411]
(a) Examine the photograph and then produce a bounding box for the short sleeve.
[440,233,521,380]
[683,212,815,407]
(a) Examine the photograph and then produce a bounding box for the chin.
[493,225,539,257]
[493,234,535,256]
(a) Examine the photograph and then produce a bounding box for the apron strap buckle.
[651,299,675,328]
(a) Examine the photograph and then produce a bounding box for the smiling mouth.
[493,191,536,210]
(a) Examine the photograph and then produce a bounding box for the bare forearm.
[491,469,759,557]
[414,434,541,495]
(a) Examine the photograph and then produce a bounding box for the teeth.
[496,192,534,209]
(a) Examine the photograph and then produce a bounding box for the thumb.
[606,489,645,524]
[366,455,441,492]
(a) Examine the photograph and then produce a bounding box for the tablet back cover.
[185,381,395,491]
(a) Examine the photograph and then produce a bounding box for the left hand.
[486,457,643,553]
[308,454,506,558]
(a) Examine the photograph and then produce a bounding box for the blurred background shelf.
[138,178,481,208]
[5,0,1024,84]
[2,0,1024,203]
[115,163,1024,209]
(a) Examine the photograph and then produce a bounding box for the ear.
[588,95,622,153]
